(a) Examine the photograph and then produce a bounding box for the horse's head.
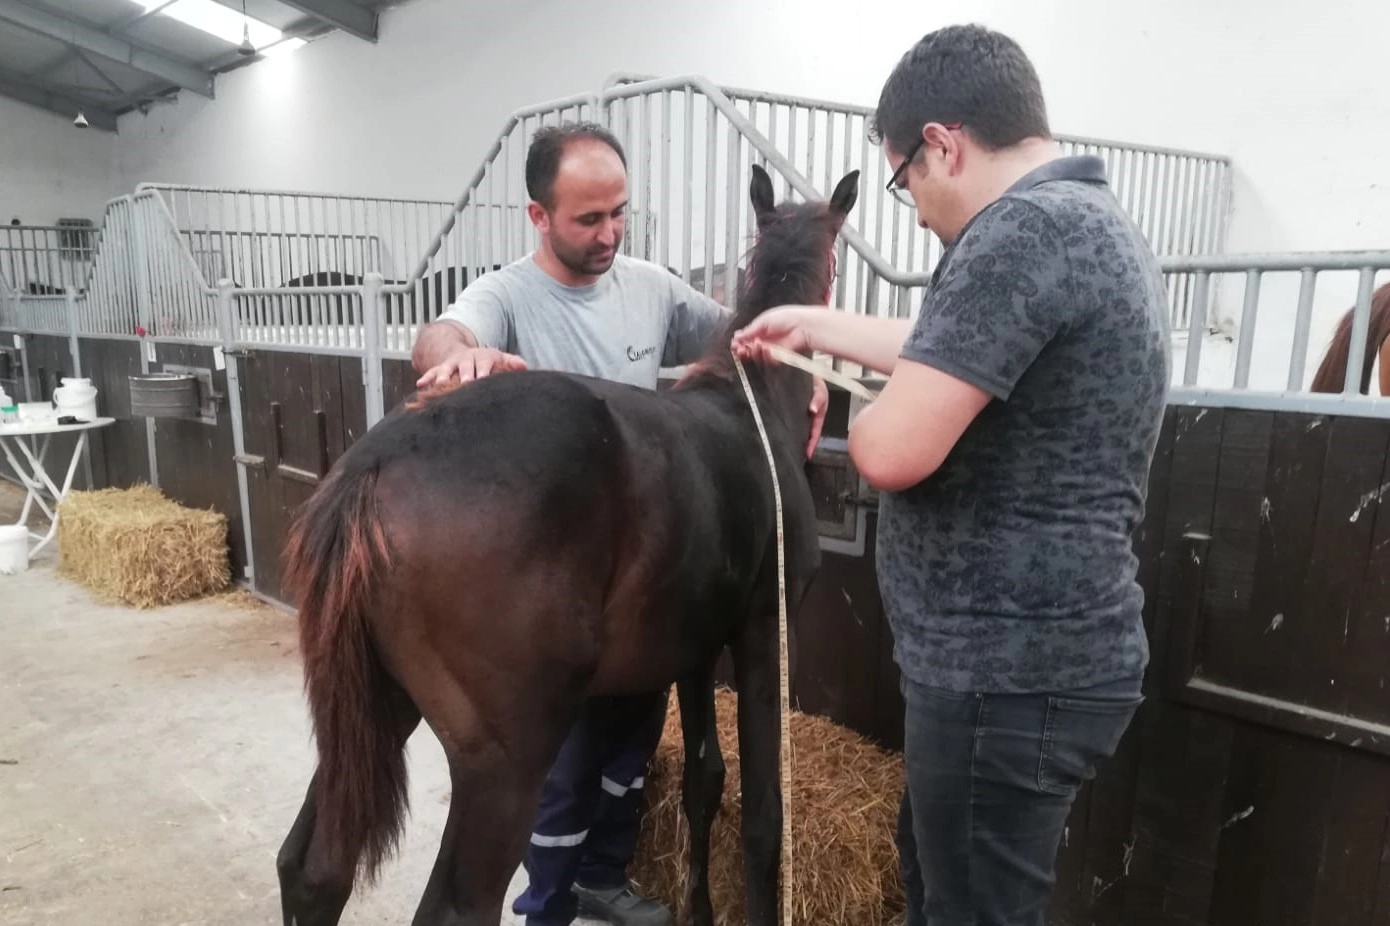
[735,163,860,330]
[679,164,860,454]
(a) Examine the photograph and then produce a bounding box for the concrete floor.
[0,482,604,925]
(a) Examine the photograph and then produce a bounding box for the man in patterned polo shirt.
[732,23,1171,926]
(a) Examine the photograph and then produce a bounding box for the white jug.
[53,377,98,420]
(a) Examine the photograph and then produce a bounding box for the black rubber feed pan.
[129,372,198,418]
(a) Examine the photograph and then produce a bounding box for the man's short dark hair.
[525,122,627,209]
[869,24,1050,156]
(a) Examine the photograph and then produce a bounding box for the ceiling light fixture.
[131,0,284,50]
[237,0,255,55]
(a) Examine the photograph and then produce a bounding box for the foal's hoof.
[573,881,674,926]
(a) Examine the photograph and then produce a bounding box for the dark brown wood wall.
[796,404,1390,926]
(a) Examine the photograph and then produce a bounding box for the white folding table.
[0,417,115,560]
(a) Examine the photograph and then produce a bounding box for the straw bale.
[631,686,906,926]
[56,484,230,608]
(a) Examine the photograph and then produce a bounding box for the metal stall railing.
[604,72,1233,332]
[0,223,95,295]
[1162,251,1390,411]
[138,182,456,290]
[0,73,1260,596]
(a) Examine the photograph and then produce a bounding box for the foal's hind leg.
[409,685,579,926]
[676,664,725,926]
[277,696,421,926]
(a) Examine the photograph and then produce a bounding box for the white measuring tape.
[730,345,871,926]
[760,343,876,402]
[731,349,796,926]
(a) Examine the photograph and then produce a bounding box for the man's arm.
[850,199,1070,490]
[661,277,732,368]
[412,284,526,387]
[732,308,914,376]
[848,362,992,491]
[734,198,1070,491]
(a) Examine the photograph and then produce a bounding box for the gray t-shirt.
[437,253,730,389]
[877,156,1172,694]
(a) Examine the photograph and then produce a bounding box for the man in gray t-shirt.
[412,123,825,926]
[426,250,728,390]
[732,25,1170,926]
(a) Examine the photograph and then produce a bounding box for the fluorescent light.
[132,0,284,49]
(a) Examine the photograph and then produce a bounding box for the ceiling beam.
[0,0,213,98]
[276,0,377,42]
[0,68,118,131]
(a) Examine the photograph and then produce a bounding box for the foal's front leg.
[730,616,784,926]
[676,664,724,926]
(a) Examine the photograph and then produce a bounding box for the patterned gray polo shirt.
[876,155,1172,694]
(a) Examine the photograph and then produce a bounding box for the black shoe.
[572,881,674,926]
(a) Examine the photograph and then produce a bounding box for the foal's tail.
[1310,282,1390,393]
[283,462,408,887]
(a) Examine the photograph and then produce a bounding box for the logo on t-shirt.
[626,344,657,363]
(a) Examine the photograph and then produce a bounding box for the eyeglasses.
[885,123,961,208]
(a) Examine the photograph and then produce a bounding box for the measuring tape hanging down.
[731,349,796,926]
[732,343,874,926]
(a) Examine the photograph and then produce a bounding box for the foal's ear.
[749,163,777,228]
[829,170,860,219]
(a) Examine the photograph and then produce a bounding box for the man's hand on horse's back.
[415,347,528,388]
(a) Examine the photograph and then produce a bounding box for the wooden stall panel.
[382,358,419,416]
[79,338,150,489]
[150,343,246,581]
[1166,408,1390,754]
[239,350,366,603]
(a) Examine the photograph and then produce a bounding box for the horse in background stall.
[1310,280,1390,394]
[274,163,861,926]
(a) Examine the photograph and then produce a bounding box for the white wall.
[13,0,1373,391]
[111,0,1389,253]
[0,95,121,226]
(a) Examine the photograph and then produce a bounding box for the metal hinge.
[839,489,879,508]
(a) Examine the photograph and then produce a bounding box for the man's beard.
[553,236,620,277]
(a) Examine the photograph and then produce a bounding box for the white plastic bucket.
[0,524,29,575]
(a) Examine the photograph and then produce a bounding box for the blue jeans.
[897,674,1143,926]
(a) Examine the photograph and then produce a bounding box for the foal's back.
[358,369,771,691]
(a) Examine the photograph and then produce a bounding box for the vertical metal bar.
[1286,268,1318,391]
[1232,271,1262,389]
[1134,152,1152,246]
[660,90,672,270]
[703,96,716,297]
[503,135,513,267]
[363,272,384,426]
[824,106,835,194]
[1183,271,1210,386]
[768,102,779,189]
[682,87,693,282]
[18,331,32,402]
[1345,268,1379,394]
[724,124,740,310]
[276,194,289,330]
[217,279,256,585]
[131,199,159,487]
[787,106,798,185]
[640,91,652,261]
